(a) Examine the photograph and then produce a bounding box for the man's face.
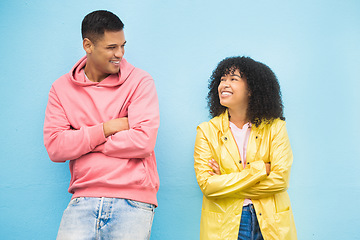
[86,30,126,79]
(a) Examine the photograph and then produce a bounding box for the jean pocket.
[126,199,155,212]
[68,197,85,207]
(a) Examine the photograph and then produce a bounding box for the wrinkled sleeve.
[194,125,267,199]
[234,122,293,199]
[43,87,106,163]
[98,79,160,159]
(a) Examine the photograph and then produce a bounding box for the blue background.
[1,0,359,239]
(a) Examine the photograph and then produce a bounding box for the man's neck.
[84,64,109,82]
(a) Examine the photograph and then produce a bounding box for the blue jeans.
[56,197,155,240]
[238,204,264,240]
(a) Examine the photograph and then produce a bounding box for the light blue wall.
[1,0,359,239]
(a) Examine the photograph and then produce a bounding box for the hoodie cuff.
[87,123,107,149]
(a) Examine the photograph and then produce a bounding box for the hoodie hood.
[69,56,135,87]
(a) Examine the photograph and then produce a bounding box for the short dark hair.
[207,56,284,127]
[81,10,124,42]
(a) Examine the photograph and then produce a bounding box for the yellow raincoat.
[194,112,297,239]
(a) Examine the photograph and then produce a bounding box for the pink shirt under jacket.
[229,122,252,206]
[43,56,160,206]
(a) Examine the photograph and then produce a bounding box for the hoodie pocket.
[126,158,147,184]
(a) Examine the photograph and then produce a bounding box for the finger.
[208,162,215,169]
[208,163,218,172]
[208,160,217,168]
[210,159,219,167]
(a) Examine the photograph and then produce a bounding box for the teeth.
[222,92,232,96]
[110,61,120,64]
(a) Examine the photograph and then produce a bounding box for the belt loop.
[250,204,254,213]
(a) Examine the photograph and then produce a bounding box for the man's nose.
[115,47,124,58]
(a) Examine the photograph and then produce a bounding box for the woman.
[194,56,297,240]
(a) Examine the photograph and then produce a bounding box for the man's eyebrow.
[107,41,127,47]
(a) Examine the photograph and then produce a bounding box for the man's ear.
[83,38,93,54]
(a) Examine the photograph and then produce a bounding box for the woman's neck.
[228,108,249,129]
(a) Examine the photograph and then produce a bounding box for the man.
[44,10,160,239]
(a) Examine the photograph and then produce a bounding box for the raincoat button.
[256,136,258,139]
[224,137,228,141]
[247,162,250,165]
[259,213,262,216]
[239,160,242,164]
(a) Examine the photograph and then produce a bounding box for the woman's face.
[218,69,250,111]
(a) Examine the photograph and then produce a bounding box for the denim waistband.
[242,204,255,213]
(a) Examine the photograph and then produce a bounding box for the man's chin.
[108,68,120,75]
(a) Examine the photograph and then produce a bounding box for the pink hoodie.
[44,56,160,206]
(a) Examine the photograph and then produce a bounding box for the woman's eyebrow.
[230,74,241,77]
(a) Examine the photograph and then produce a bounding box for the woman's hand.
[265,162,271,176]
[208,159,270,176]
[208,159,221,175]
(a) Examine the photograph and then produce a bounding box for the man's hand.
[103,117,129,138]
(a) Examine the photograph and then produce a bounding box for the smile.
[110,60,120,64]
[221,91,232,96]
